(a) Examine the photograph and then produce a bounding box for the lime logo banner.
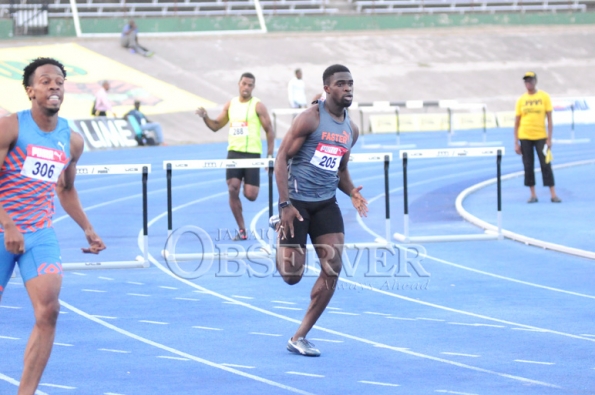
[0,43,215,119]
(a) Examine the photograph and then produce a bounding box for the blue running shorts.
[0,227,63,294]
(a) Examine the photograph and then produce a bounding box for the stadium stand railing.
[0,0,336,18]
[353,0,587,14]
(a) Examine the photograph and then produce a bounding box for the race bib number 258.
[20,145,67,183]
[310,143,347,172]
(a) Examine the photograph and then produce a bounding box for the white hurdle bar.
[355,102,416,150]
[553,105,591,144]
[446,103,502,147]
[61,164,151,271]
[394,147,504,243]
[163,158,276,241]
[162,154,395,262]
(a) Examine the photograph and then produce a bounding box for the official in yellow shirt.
[514,72,561,203]
[196,72,275,240]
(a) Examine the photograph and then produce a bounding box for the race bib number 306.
[310,143,348,172]
[20,145,67,183]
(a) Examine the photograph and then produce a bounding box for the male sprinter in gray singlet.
[274,64,368,357]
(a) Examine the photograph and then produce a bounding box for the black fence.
[9,0,50,36]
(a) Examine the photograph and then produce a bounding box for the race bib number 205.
[310,143,348,172]
[20,145,67,183]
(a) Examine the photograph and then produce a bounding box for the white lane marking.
[364,311,390,316]
[250,332,282,337]
[193,290,208,293]
[271,300,297,305]
[580,334,595,337]
[441,352,480,358]
[157,356,189,361]
[159,286,178,290]
[127,293,150,297]
[512,328,546,332]
[92,315,117,320]
[223,301,241,305]
[98,277,114,281]
[39,383,77,389]
[193,326,222,331]
[429,254,595,300]
[0,305,21,309]
[448,322,506,328]
[359,380,400,387]
[417,317,446,322]
[54,343,74,347]
[139,320,169,325]
[59,311,68,314]
[82,289,106,293]
[126,281,144,285]
[328,311,359,316]
[231,295,254,300]
[61,301,314,395]
[175,297,200,301]
[0,373,49,395]
[0,335,19,340]
[387,317,416,321]
[435,390,478,395]
[326,307,342,310]
[309,338,344,343]
[221,363,255,369]
[273,306,302,311]
[144,185,562,389]
[514,360,555,365]
[148,249,561,390]
[99,349,131,354]
[286,372,324,378]
[71,272,86,276]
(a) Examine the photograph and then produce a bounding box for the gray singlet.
[288,100,354,202]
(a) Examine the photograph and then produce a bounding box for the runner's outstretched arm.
[195,101,231,132]
[56,131,105,254]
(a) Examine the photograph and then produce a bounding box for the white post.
[68,0,82,37]
[403,213,409,243]
[497,211,503,240]
[253,0,268,33]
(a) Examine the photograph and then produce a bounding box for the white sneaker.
[287,337,321,357]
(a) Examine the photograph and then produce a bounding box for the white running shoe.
[287,337,321,357]
[269,215,280,230]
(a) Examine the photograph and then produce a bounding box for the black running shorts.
[279,196,344,248]
[226,150,260,187]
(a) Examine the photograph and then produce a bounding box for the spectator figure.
[514,71,561,203]
[288,68,307,109]
[125,100,165,145]
[93,81,117,118]
[121,20,154,57]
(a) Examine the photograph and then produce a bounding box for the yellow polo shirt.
[515,90,553,140]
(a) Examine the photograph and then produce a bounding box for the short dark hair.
[240,72,255,82]
[22,57,67,89]
[323,64,350,85]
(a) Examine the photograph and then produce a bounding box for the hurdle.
[62,164,151,271]
[271,108,305,136]
[355,102,416,150]
[162,153,394,262]
[446,103,502,147]
[553,104,591,144]
[393,148,504,243]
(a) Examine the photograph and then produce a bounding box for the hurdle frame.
[553,104,591,144]
[393,148,504,243]
[62,164,151,271]
[355,102,416,150]
[162,153,395,262]
[446,103,502,147]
